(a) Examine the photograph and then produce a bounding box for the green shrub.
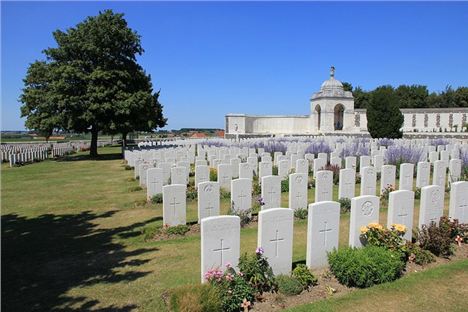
[380,184,395,203]
[328,246,404,288]
[128,186,142,192]
[168,283,222,312]
[205,267,255,312]
[276,275,303,296]
[186,190,197,201]
[166,225,190,236]
[272,165,278,175]
[220,189,231,200]
[294,208,308,220]
[209,168,217,181]
[360,223,407,260]
[229,206,252,227]
[291,264,318,290]
[281,179,289,193]
[338,198,351,213]
[414,187,421,199]
[308,178,315,189]
[404,242,435,265]
[324,164,340,185]
[418,216,456,257]
[237,248,277,294]
[151,194,163,204]
[252,180,261,196]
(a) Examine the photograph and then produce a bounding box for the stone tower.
[310,66,355,133]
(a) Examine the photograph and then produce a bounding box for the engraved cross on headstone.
[213,238,230,266]
[397,207,408,224]
[205,200,215,216]
[270,229,284,257]
[170,196,180,217]
[238,189,248,210]
[319,221,333,245]
[267,187,277,206]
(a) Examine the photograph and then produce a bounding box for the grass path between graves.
[287,259,468,312]
[0,146,460,311]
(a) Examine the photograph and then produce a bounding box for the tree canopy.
[366,86,404,138]
[350,84,468,109]
[20,10,167,156]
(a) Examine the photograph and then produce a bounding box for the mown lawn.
[0,146,461,311]
[288,259,468,312]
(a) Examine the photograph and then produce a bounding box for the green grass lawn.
[287,259,468,312]
[0,146,462,311]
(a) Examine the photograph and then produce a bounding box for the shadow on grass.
[2,211,158,311]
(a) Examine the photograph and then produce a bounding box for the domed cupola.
[311,66,353,99]
[321,66,344,92]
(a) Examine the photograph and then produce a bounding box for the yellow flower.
[368,223,383,230]
[360,226,369,234]
[393,224,406,233]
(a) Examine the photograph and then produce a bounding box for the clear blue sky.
[2,1,468,131]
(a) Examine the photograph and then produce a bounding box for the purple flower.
[385,145,424,165]
[256,247,264,255]
[258,197,265,206]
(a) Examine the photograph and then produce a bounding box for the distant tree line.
[341,83,468,109]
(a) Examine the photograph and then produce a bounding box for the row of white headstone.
[200,181,468,282]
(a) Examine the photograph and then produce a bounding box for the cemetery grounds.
[2,146,467,311]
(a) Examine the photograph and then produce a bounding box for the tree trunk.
[90,125,98,157]
[121,132,127,158]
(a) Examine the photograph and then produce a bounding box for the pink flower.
[256,247,264,255]
[225,262,232,268]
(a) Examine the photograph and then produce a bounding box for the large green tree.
[366,86,404,138]
[20,10,166,156]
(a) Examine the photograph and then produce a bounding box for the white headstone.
[449,159,462,182]
[171,166,187,185]
[201,216,240,282]
[289,173,308,210]
[217,164,232,191]
[432,160,447,188]
[259,162,273,180]
[307,201,340,268]
[239,162,253,180]
[419,185,444,228]
[230,158,240,178]
[261,175,282,210]
[449,181,468,223]
[315,170,333,202]
[198,181,220,222]
[163,184,186,226]
[380,165,396,194]
[360,166,376,196]
[147,168,164,200]
[231,178,252,212]
[345,156,357,171]
[359,156,371,171]
[258,208,294,275]
[247,156,258,175]
[195,165,210,188]
[349,195,380,248]
[313,158,327,177]
[416,162,430,188]
[296,159,309,174]
[278,159,290,180]
[388,190,414,241]
[338,168,355,199]
[399,163,414,191]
